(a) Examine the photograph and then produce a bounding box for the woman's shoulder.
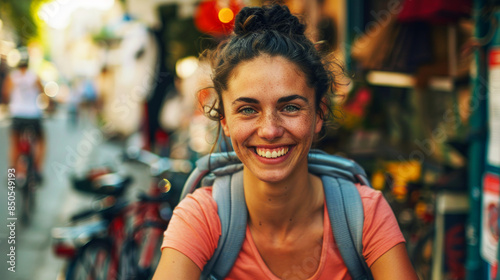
[163,187,221,270]
[165,186,220,241]
[187,186,214,198]
[354,183,405,266]
[355,184,396,220]
[355,184,385,203]
[177,187,217,212]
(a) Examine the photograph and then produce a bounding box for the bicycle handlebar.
[70,200,129,223]
[137,191,171,203]
[70,209,97,222]
[123,146,193,176]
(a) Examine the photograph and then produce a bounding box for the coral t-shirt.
[162,185,405,279]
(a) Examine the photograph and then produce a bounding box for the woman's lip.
[251,144,292,149]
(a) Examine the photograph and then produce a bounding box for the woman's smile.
[255,146,290,159]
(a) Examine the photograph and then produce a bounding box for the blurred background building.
[0,0,499,279]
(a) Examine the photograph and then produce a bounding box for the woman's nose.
[257,113,284,140]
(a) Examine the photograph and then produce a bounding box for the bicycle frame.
[61,199,130,280]
[52,172,133,280]
[119,175,172,279]
[119,148,192,279]
[15,124,38,224]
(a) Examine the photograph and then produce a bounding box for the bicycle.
[14,120,40,225]
[52,171,133,280]
[52,148,192,280]
[119,147,192,280]
[118,187,171,279]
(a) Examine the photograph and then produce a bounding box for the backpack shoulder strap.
[322,176,373,280]
[201,170,246,280]
[308,150,373,280]
[180,152,240,200]
[179,152,246,279]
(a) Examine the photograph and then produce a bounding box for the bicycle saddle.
[73,173,133,196]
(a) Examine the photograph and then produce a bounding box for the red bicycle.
[119,148,192,280]
[15,122,39,225]
[52,148,192,280]
[53,172,132,280]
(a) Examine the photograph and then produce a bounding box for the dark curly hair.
[201,4,344,148]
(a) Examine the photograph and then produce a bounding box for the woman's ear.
[221,117,231,137]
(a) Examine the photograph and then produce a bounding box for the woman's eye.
[240,107,257,115]
[283,105,300,112]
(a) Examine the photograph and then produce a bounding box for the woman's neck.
[243,166,324,236]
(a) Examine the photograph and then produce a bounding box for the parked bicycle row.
[51,146,193,280]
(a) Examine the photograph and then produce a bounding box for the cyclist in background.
[1,47,45,183]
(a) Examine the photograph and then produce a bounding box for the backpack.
[180,149,374,280]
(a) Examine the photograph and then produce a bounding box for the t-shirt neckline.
[245,204,329,280]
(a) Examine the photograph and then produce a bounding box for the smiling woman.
[153,4,418,280]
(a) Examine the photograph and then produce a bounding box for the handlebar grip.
[70,208,98,222]
[137,192,171,203]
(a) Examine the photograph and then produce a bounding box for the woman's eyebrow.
[232,95,308,105]
[232,97,259,105]
[278,95,309,104]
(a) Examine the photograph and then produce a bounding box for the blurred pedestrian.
[67,79,82,128]
[1,47,45,182]
[72,76,99,127]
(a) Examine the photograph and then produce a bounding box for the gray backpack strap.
[201,170,246,280]
[181,152,240,200]
[179,153,245,280]
[322,176,373,280]
[308,150,372,279]
[308,149,367,183]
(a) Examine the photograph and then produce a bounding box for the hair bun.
[234,5,306,37]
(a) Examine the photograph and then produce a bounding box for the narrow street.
[0,106,150,280]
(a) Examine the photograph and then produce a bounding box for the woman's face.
[221,55,323,183]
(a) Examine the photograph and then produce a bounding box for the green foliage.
[0,0,47,45]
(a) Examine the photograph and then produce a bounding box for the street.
[0,105,150,280]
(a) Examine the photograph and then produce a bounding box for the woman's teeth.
[256,147,289,158]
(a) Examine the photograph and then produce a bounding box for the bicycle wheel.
[16,155,36,226]
[66,238,117,280]
[120,222,166,280]
[21,174,37,225]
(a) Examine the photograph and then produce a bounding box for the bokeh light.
[39,61,59,82]
[158,178,172,193]
[218,8,234,24]
[175,56,199,79]
[36,94,50,110]
[44,81,60,97]
[6,49,21,67]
